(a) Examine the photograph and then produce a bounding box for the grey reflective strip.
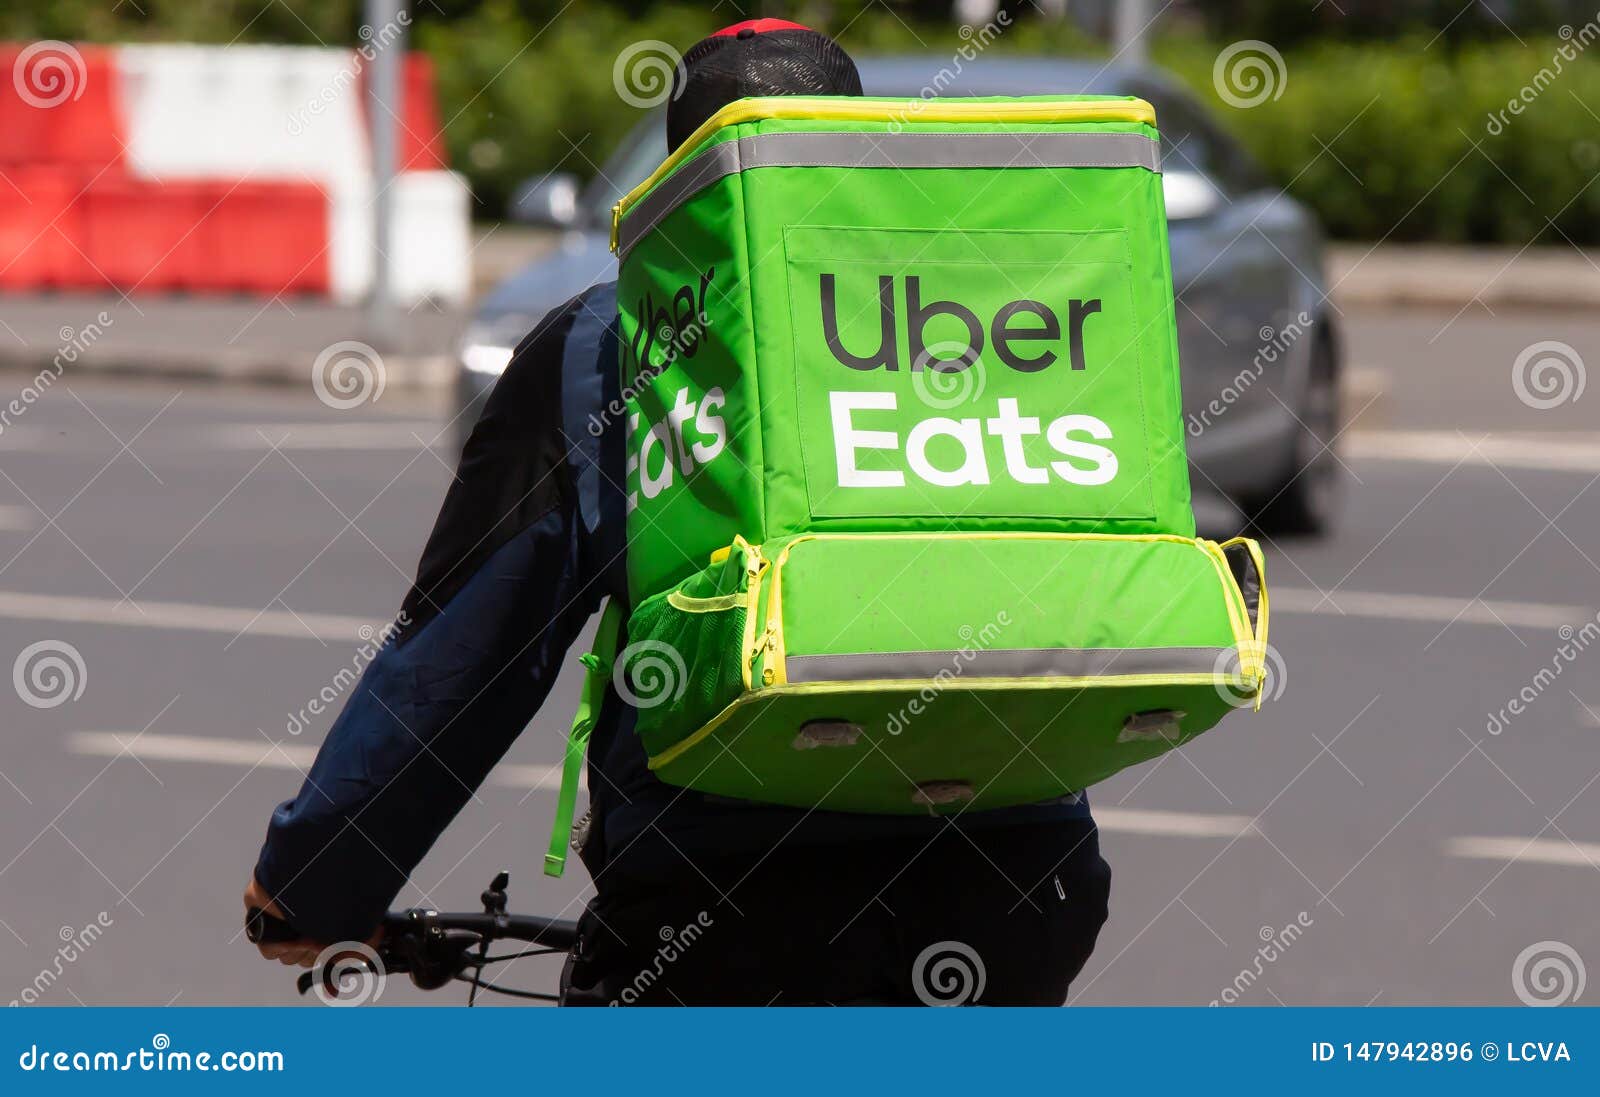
[618,129,1160,257]
[783,646,1227,684]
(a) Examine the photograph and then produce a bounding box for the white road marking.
[202,423,444,450]
[1092,807,1259,839]
[0,429,63,452]
[0,590,379,642]
[1272,587,1584,631]
[60,741,1600,870]
[0,423,446,454]
[1,587,1584,645]
[66,732,1258,836]
[70,731,320,769]
[1348,430,1600,473]
[1445,835,1600,869]
[66,732,568,791]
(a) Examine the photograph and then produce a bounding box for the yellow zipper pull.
[759,626,778,686]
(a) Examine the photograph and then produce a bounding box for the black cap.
[667,19,863,152]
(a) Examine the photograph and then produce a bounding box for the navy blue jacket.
[254,282,1091,944]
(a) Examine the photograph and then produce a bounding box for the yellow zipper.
[1218,535,1271,708]
[611,95,1157,250]
[732,537,764,692]
[1219,536,1270,649]
[1195,539,1253,654]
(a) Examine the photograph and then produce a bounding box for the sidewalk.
[0,238,1594,391]
[1327,243,1600,311]
[0,292,461,389]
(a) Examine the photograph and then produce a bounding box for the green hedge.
[1158,36,1600,244]
[419,9,1600,244]
[413,2,716,216]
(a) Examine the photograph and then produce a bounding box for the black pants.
[560,818,1110,1006]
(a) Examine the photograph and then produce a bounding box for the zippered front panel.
[762,531,1256,690]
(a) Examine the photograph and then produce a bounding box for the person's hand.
[243,876,326,967]
[243,877,383,971]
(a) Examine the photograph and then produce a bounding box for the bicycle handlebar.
[244,906,301,945]
[248,873,579,1003]
[248,906,580,951]
[380,907,580,947]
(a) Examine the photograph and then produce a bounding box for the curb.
[1328,245,1600,311]
[0,347,456,391]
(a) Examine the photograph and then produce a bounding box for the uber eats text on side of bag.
[553,95,1271,865]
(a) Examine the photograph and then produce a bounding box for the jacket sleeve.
[253,293,603,944]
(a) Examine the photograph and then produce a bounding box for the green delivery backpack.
[545,95,1269,875]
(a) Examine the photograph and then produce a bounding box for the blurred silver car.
[459,57,1341,535]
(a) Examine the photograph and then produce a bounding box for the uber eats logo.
[624,265,727,512]
[821,273,1101,374]
[818,272,1118,490]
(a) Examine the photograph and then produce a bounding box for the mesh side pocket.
[624,550,752,757]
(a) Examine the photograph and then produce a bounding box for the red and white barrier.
[0,165,83,290]
[328,170,471,304]
[0,41,468,303]
[0,43,124,173]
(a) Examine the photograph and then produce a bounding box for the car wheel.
[1251,333,1340,537]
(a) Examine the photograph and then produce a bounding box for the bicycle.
[246,871,579,1005]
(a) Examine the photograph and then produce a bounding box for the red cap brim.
[711,18,812,37]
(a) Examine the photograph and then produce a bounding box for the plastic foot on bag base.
[792,719,864,750]
[911,780,975,807]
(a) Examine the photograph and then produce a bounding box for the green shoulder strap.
[544,597,624,878]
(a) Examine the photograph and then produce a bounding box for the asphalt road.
[1,304,1597,1007]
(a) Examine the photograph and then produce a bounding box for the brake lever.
[295,949,410,998]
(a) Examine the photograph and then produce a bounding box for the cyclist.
[245,19,1110,1005]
